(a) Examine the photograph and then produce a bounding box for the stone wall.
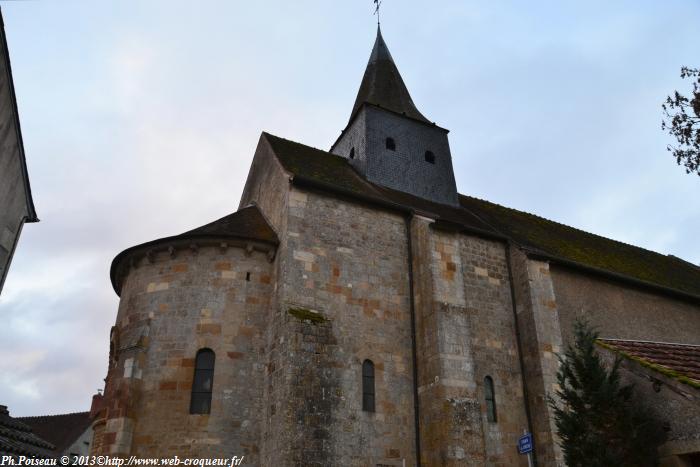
[412,219,530,466]
[457,235,530,467]
[239,134,290,234]
[551,266,700,346]
[265,187,416,466]
[509,250,565,467]
[95,244,274,462]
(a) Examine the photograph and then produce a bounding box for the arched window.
[362,359,375,412]
[349,147,355,159]
[484,376,497,422]
[425,150,436,164]
[385,137,396,151]
[190,348,215,414]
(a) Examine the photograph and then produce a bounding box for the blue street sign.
[518,433,533,454]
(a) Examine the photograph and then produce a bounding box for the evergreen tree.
[549,320,666,467]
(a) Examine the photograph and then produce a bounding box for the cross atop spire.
[373,0,382,25]
[348,25,429,124]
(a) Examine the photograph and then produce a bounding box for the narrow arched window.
[425,150,436,164]
[385,137,396,151]
[484,376,497,422]
[190,349,215,414]
[362,359,375,412]
[349,147,355,159]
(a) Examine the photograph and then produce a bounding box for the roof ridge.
[259,133,700,299]
[458,193,695,265]
[16,411,90,420]
[263,132,348,162]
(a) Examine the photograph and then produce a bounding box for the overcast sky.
[1,0,699,417]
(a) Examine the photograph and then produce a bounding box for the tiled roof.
[265,133,384,198]
[459,195,700,298]
[264,133,497,235]
[182,205,279,244]
[16,412,91,455]
[110,204,279,295]
[0,405,55,458]
[599,339,700,385]
[262,132,700,300]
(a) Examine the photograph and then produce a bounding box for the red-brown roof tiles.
[599,339,700,383]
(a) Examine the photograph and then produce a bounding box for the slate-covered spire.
[331,26,459,206]
[349,25,429,124]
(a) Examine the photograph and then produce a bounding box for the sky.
[0,0,699,417]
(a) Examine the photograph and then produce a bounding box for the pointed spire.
[349,26,429,124]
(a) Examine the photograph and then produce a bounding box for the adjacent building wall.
[0,10,37,294]
[597,347,700,467]
[64,426,93,457]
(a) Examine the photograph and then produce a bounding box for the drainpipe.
[505,241,538,467]
[404,212,422,466]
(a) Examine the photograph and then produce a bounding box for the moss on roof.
[263,132,382,197]
[459,195,700,298]
[264,132,700,300]
[597,339,700,390]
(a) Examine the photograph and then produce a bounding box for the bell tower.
[330,26,459,206]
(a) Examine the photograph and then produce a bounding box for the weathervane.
[373,0,382,24]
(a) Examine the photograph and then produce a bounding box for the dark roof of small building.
[110,204,279,295]
[348,25,429,125]
[0,8,38,223]
[599,339,700,387]
[181,205,279,244]
[262,131,700,301]
[16,412,91,455]
[0,405,55,458]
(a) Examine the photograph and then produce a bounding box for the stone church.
[90,27,700,466]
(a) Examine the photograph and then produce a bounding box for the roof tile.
[17,412,92,454]
[263,132,700,300]
[0,406,55,458]
[600,339,700,384]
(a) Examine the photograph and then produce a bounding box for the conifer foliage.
[549,321,665,467]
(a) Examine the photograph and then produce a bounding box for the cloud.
[1,0,699,417]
